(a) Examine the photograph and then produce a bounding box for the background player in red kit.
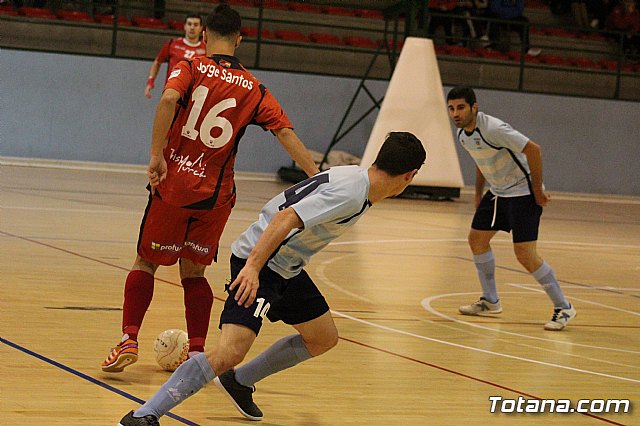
[144,13,206,99]
[102,4,320,373]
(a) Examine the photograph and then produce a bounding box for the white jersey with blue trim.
[457,112,532,197]
[232,165,371,279]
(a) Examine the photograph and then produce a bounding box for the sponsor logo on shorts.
[184,240,210,255]
[150,241,210,255]
[151,242,182,253]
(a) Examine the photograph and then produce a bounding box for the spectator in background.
[486,0,541,56]
[426,0,459,45]
[144,13,206,99]
[607,0,640,57]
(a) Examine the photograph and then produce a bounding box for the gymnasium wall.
[2,49,639,196]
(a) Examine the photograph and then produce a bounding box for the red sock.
[182,277,213,352]
[121,270,155,341]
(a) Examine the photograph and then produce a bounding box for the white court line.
[515,283,640,292]
[508,283,640,316]
[421,292,640,354]
[331,309,640,383]
[329,238,640,250]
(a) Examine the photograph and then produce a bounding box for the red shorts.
[137,194,234,266]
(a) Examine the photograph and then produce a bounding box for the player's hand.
[229,266,259,308]
[147,154,167,190]
[534,190,550,207]
[144,85,153,99]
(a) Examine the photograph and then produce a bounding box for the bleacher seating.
[57,10,93,23]
[309,32,343,46]
[1,0,638,99]
[19,7,56,19]
[131,16,169,29]
[273,29,309,43]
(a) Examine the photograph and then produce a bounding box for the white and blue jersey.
[457,112,533,197]
[232,165,371,279]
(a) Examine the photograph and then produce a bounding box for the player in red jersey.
[102,4,320,373]
[144,13,206,99]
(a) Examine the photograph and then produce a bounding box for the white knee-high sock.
[134,353,215,419]
[234,334,312,387]
[474,251,498,303]
[533,261,570,309]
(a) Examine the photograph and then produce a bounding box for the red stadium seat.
[224,0,256,7]
[168,19,184,31]
[599,59,619,71]
[355,9,384,19]
[569,57,600,69]
[538,54,568,66]
[445,44,478,57]
[240,26,273,39]
[309,32,343,45]
[321,5,357,17]
[131,16,168,29]
[273,29,309,42]
[0,5,18,16]
[57,10,94,23]
[579,32,608,42]
[545,27,578,38]
[19,7,57,19]
[477,48,509,61]
[377,39,404,50]
[289,2,321,13]
[95,15,131,26]
[343,36,377,49]
[259,0,288,10]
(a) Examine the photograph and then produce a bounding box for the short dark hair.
[185,13,202,25]
[446,86,477,106]
[206,4,241,37]
[373,132,426,176]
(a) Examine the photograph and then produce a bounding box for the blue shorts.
[471,191,542,243]
[219,255,330,335]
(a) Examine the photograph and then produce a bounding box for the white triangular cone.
[361,37,464,190]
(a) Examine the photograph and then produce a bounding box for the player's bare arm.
[522,140,549,206]
[273,127,321,177]
[474,166,486,208]
[230,207,304,308]
[145,60,162,99]
[148,88,181,188]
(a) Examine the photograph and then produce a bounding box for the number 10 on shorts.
[254,298,271,319]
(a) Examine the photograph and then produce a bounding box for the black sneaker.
[118,410,160,426]
[214,370,263,421]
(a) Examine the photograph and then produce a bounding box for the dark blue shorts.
[471,191,543,243]
[219,255,330,335]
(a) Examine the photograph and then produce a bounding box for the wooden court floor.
[1,161,639,425]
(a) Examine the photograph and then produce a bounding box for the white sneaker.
[544,305,576,330]
[527,47,542,57]
[459,298,502,315]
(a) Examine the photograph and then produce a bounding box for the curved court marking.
[314,253,375,304]
[331,309,640,384]
[421,292,640,354]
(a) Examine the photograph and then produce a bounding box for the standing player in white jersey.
[446,86,576,331]
[116,132,427,425]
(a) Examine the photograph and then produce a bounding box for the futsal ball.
[153,329,189,372]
